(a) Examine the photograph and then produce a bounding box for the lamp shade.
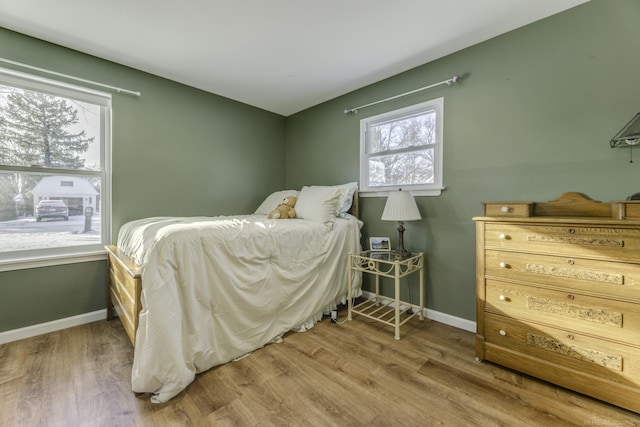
[610,113,640,148]
[381,189,422,221]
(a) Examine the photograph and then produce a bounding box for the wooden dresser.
[474,192,640,413]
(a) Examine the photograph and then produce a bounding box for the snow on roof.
[32,176,99,196]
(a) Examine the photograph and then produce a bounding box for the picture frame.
[369,236,390,252]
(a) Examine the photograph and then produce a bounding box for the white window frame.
[359,97,444,197]
[0,67,111,271]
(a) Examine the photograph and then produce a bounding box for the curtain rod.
[344,74,460,115]
[0,57,141,97]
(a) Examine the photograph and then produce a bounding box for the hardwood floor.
[1,312,640,427]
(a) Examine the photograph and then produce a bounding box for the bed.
[105,183,362,403]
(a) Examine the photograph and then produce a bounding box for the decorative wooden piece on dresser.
[474,192,640,414]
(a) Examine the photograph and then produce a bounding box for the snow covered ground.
[0,215,101,252]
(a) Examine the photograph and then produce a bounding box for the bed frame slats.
[105,245,141,346]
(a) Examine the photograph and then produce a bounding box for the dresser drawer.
[482,202,533,217]
[485,279,640,344]
[484,223,640,262]
[484,249,640,300]
[484,313,640,388]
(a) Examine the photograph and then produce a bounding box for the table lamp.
[381,189,422,258]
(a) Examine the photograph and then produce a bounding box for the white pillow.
[309,182,358,216]
[254,190,299,215]
[336,182,358,215]
[295,186,346,226]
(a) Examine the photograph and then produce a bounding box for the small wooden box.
[613,200,640,220]
[482,202,533,217]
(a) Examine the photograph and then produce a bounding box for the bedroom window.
[359,97,443,196]
[0,67,111,270]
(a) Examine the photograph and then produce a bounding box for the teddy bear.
[268,196,297,219]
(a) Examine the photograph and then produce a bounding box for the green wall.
[0,28,286,332]
[285,0,640,321]
[2,0,639,333]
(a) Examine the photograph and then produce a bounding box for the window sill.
[0,250,107,272]
[359,187,444,198]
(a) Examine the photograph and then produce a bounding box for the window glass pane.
[368,148,434,186]
[367,110,436,155]
[0,85,101,171]
[0,172,101,254]
[360,97,443,195]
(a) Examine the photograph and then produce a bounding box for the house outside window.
[359,97,444,196]
[0,67,111,270]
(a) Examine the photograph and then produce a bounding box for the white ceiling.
[0,0,589,116]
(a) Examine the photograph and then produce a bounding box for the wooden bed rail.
[105,245,141,346]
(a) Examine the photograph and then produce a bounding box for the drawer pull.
[567,294,575,300]
[499,233,507,240]
[499,262,507,268]
[567,228,575,234]
[566,334,574,340]
[501,206,509,213]
[499,330,507,336]
[499,295,506,301]
[567,259,575,265]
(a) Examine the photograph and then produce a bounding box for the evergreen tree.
[0,176,17,221]
[0,88,93,168]
[0,86,95,217]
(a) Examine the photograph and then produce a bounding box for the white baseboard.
[0,309,107,345]
[0,293,477,346]
[360,290,476,333]
[424,308,476,333]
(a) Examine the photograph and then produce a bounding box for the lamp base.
[393,221,412,259]
[391,248,412,259]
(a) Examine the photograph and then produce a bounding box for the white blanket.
[117,214,362,403]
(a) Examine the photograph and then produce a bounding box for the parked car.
[35,199,69,222]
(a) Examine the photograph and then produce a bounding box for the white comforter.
[117,214,362,403]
